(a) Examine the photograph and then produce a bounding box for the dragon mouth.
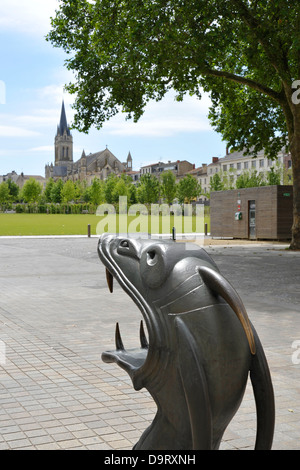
[98,237,157,390]
[102,267,149,375]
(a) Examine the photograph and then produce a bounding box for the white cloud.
[15,112,57,128]
[0,0,58,35]
[0,125,40,137]
[37,84,74,108]
[13,85,75,130]
[107,117,211,137]
[30,146,53,152]
[105,91,212,137]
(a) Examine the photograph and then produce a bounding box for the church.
[45,101,133,183]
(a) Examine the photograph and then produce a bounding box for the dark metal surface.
[98,234,275,450]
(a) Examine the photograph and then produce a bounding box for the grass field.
[0,213,210,236]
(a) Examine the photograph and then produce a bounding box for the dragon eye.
[120,240,129,248]
[147,250,157,266]
[141,245,168,288]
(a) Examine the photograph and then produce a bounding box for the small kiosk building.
[210,185,293,240]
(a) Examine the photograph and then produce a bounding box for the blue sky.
[0,0,227,177]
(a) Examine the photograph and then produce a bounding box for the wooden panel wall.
[210,186,293,240]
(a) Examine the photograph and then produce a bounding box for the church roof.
[74,148,125,171]
[57,100,71,136]
[53,166,67,177]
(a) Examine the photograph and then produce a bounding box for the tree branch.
[200,66,285,105]
[230,0,292,81]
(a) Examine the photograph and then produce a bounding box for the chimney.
[212,157,219,163]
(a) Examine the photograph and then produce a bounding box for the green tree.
[0,182,10,209]
[128,183,137,205]
[44,178,55,202]
[21,178,42,203]
[210,173,224,192]
[48,1,300,248]
[267,167,282,186]
[160,170,177,205]
[112,177,129,204]
[176,174,201,204]
[103,174,118,204]
[137,174,160,205]
[50,179,64,204]
[83,185,91,203]
[7,179,19,201]
[89,177,104,205]
[61,179,75,203]
[74,180,86,202]
[236,170,266,189]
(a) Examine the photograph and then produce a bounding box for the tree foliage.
[236,170,266,189]
[61,179,76,203]
[210,173,224,192]
[160,170,177,205]
[267,166,282,186]
[50,179,64,203]
[21,178,42,203]
[137,174,160,204]
[47,0,300,248]
[176,174,201,204]
[103,174,118,204]
[0,182,10,207]
[7,179,19,200]
[44,177,55,202]
[89,177,104,205]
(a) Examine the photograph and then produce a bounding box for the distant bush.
[38,204,47,214]
[15,204,25,213]
[11,202,97,214]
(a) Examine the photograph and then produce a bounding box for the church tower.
[126,151,132,170]
[55,101,73,169]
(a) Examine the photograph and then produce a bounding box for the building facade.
[206,148,291,189]
[140,160,194,180]
[45,101,133,183]
[0,170,45,189]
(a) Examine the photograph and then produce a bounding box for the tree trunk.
[289,108,300,250]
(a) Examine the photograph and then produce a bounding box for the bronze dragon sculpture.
[98,234,275,450]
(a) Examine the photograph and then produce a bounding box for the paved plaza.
[0,236,299,450]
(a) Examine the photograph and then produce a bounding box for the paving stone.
[0,237,299,450]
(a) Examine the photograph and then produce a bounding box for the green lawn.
[0,213,210,236]
[0,214,98,236]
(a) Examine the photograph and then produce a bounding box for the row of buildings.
[1,102,292,196]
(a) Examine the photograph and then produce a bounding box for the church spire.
[54,100,73,167]
[57,100,71,136]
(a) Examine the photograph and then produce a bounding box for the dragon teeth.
[114,321,149,351]
[115,322,125,350]
[106,268,113,293]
